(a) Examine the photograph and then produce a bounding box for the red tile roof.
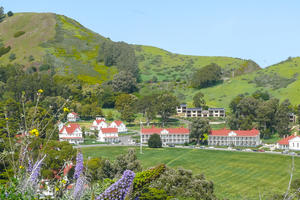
[95,119,106,124]
[113,120,123,126]
[101,128,118,134]
[278,135,297,145]
[59,124,81,134]
[141,126,189,135]
[210,128,260,137]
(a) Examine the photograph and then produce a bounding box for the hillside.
[1,12,300,108]
[0,13,259,82]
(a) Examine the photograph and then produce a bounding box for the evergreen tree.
[190,118,211,145]
[148,134,162,148]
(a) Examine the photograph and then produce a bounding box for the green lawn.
[82,146,300,200]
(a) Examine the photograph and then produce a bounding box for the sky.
[1,0,300,67]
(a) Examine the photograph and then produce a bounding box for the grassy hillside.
[82,146,300,200]
[135,45,260,82]
[1,12,299,108]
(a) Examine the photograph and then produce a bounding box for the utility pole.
[140,120,143,154]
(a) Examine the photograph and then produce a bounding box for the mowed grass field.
[82,146,300,200]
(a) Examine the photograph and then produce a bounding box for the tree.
[151,167,216,200]
[156,93,178,126]
[190,118,211,145]
[275,99,291,137]
[113,148,141,176]
[0,7,5,22]
[85,158,103,181]
[112,71,138,93]
[298,104,300,126]
[190,63,222,89]
[7,11,13,17]
[148,134,162,148]
[115,94,137,123]
[137,94,158,126]
[256,98,279,138]
[252,90,270,101]
[193,92,206,108]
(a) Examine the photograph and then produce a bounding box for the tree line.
[227,90,295,138]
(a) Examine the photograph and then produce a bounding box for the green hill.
[1,12,299,108]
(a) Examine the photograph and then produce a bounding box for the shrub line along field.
[82,146,300,200]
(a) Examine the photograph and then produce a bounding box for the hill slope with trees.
[1,12,300,108]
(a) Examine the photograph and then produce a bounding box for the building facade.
[97,128,119,143]
[277,135,300,150]
[59,123,83,144]
[208,128,261,147]
[141,126,189,145]
[67,112,80,122]
[90,118,108,131]
[109,120,127,133]
[176,104,225,118]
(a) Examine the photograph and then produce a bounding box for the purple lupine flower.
[74,152,84,180]
[73,175,87,200]
[27,158,33,174]
[96,170,135,200]
[29,155,46,185]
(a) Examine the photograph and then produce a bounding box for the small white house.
[90,118,108,131]
[277,135,300,150]
[97,128,119,143]
[67,112,80,122]
[59,123,83,144]
[109,120,127,133]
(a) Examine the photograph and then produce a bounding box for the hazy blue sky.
[2,0,300,67]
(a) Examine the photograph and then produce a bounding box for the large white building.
[67,112,80,122]
[277,135,300,150]
[141,126,189,145]
[109,120,127,133]
[176,104,225,118]
[59,123,83,144]
[97,128,119,143]
[208,128,261,147]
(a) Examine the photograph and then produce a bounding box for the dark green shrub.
[39,64,50,71]
[0,46,11,57]
[9,53,16,61]
[148,134,162,148]
[7,11,13,17]
[14,31,25,38]
[28,55,35,62]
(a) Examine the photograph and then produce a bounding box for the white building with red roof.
[109,120,127,133]
[97,128,119,143]
[277,135,300,150]
[90,118,108,131]
[208,128,261,147]
[67,112,80,122]
[141,126,189,145]
[59,123,83,144]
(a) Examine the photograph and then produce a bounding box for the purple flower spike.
[27,158,33,174]
[73,175,87,200]
[96,170,135,200]
[74,152,83,180]
[29,155,46,186]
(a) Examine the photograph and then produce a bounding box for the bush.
[7,11,13,17]
[148,134,162,148]
[9,53,16,61]
[14,31,25,38]
[139,187,171,200]
[28,55,35,62]
[0,46,11,57]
